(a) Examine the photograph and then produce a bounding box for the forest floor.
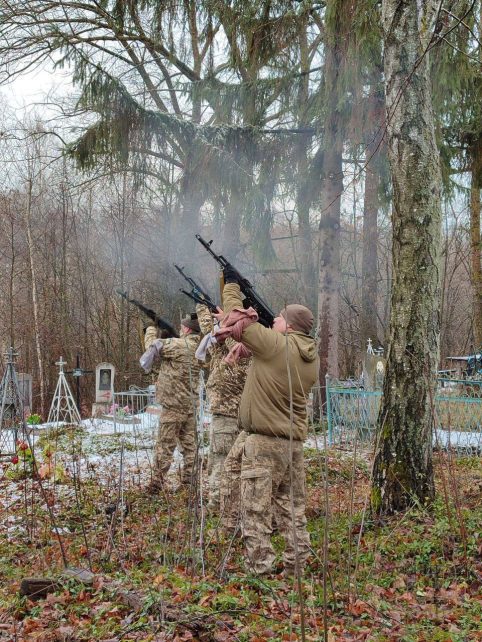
[0,422,481,642]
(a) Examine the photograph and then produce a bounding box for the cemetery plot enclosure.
[326,378,482,454]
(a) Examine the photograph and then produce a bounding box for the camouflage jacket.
[196,304,250,418]
[144,326,201,422]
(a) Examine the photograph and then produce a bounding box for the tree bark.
[469,138,482,346]
[298,170,317,313]
[372,0,443,514]
[360,84,384,354]
[296,20,317,313]
[317,22,344,402]
[176,151,206,265]
[222,188,242,259]
[318,144,343,390]
[25,178,46,417]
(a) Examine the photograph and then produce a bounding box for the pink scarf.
[214,307,258,364]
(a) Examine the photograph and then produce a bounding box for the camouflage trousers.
[219,430,247,530]
[154,415,197,484]
[207,415,238,509]
[240,433,310,576]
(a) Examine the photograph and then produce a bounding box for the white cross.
[367,338,374,355]
[55,356,67,373]
[4,346,19,363]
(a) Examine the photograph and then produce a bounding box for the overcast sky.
[3,64,72,115]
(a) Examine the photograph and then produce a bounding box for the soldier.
[143,314,201,490]
[196,304,249,511]
[222,272,319,576]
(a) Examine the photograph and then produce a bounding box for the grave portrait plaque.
[362,339,386,391]
[95,363,115,403]
[92,362,115,417]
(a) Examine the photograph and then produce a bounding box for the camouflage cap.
[181,314,200,333]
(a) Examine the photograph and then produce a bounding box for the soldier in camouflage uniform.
[144,316,201,489]
[222,276,319,576]
[196,304,249,510]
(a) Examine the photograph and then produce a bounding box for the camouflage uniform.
[222,284,319,575]
[144,326,201,484]
[196,305,249,508]
[241,434,310,575]
[219,430,247,530]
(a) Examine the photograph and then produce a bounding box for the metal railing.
[326,377,482,455]
[107,374,209,435]
[102,386,158,433]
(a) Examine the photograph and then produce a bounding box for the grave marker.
[92,362,115,417]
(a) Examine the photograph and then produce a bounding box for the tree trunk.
[360,85,383,354]
[318,144,343,391]
[360,157,380,353]
[25,178,46,417]
[296,20,317,313]
[176,152,206,265]
[298,176,317,313]
[222,188,242,259]
[469,138,482,346]
[317,23,344,403]
[372,0,443,514]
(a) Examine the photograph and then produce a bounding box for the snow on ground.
[434,428,482,452]
[309,427,481,453]
[5,412,482,474]
[22,412,212,481]
[1,412,480,539]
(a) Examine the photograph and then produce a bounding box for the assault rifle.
[115,289,179,338]
[174,264,218,313]
[195,234,275,328]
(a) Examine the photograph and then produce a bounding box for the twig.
[284,311,307,642]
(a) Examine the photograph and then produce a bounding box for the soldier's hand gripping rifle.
[174,265,218,313]
[195,235,275,328]
[115,289,179,338]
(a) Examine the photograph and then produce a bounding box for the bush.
[26,413,42,425]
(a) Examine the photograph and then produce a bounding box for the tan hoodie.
[223,283,319,440]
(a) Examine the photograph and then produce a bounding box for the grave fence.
[324,378,482,455]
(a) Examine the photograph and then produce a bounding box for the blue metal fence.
[326,378,482,454]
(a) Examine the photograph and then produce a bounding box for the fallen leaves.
[1,451,480,642]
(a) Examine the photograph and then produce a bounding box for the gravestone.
[363,339,386,391]
[92,362,115,417]
[17,373,33,416]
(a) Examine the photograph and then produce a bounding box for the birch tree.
[372,0,444,513]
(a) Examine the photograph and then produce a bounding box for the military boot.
[145,476,165,494]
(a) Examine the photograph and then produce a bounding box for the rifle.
[195,235,275,328]
[115,289,179,338]
[174,265,218,313]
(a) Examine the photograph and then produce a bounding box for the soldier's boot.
[145,462,168,494]
[145,476,166,494]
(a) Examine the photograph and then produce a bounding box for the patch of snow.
[434,429,481,452]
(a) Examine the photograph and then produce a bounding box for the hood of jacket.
[289,332,317,363]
